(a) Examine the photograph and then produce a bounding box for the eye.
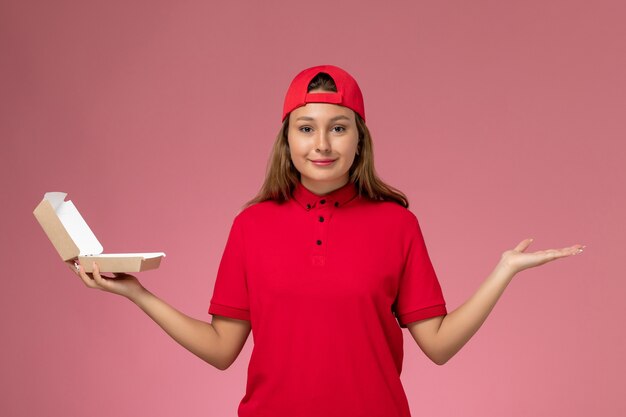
[299,126,313,133]
[332,125,346,133]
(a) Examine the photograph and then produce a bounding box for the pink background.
[1,1,624,416]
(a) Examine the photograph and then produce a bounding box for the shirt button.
[319,216,324,222]
[320,199,326,204]
[316,239,322,245]
[334,201,339,207]
[306,203,311,210]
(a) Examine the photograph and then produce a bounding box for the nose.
[315,131,331,153]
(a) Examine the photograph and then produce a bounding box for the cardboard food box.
[34,192,165,273]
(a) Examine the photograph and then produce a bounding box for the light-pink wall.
[2,1,624,416]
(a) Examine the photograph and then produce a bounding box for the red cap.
[282,65,365,123]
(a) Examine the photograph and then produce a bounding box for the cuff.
[398,304,447,328]
[208,302,251,321]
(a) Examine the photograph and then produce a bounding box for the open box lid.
[33,192,165,263]
[34,192,104,261]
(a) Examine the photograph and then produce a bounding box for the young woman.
[68,65,585,417]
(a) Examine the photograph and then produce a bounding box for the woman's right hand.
[66,260,146,301]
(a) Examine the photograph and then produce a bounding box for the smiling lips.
[311,159,336,166]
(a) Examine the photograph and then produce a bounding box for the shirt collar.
[292,180,358,211]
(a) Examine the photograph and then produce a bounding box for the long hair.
[242,72,409,210]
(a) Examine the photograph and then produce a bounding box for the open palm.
[500,238,585,274]
[66,260,145,300]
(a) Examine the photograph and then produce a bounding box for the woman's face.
[287,100,359,195]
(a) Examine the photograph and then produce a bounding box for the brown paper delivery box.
[34,192,165,273]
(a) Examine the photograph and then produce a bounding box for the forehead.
[289,102,355,122]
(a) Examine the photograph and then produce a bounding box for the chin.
[306,173,346,183]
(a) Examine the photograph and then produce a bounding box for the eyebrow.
[295,115,352,122]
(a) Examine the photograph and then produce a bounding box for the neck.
[300,177,349,196]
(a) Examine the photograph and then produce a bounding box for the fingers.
[513,238,534,252]
[554,244,585,258]
[69,261,110,290]
[66,260,80,274]
[91,262,114,288]
[513,238,585,258]
[503,241,586,273]
[536,244,585,262]
[66,261,87,284]
[73,262,99,289]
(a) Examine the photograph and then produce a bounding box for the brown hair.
[242,72,409,210]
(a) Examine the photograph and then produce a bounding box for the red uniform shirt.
[209,180,447,417]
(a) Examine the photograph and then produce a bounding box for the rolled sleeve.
[208,214,251,321]
[394,212,447,328]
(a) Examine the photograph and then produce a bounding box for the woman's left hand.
[499,238,585,275]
